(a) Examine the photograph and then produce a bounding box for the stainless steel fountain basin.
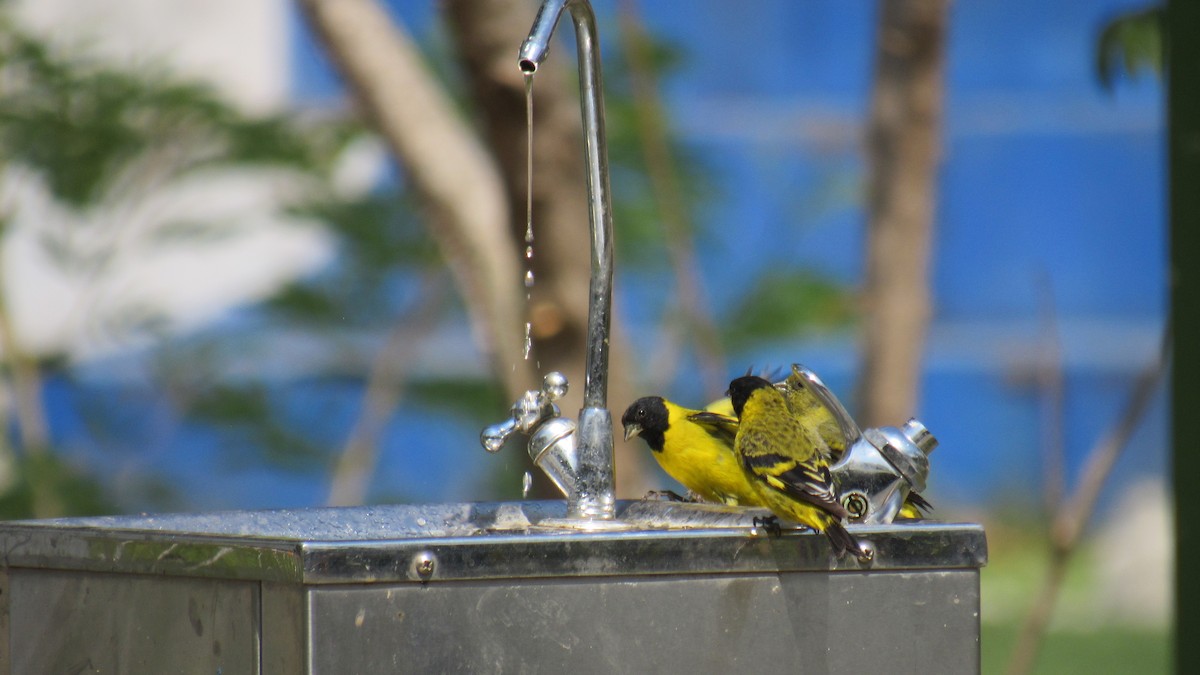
[0,500,986,673]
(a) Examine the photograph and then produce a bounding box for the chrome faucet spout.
[516,0,616,520]
[519,0,614,413]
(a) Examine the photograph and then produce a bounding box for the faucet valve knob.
[481,418,518,453]
[862,418,937,494]
[479,372,571,453]
[542,371,569,401]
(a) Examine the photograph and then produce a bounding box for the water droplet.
[522,471,533,498]
[483,434,505,453]
[523,322,533,360]
[524,270,535,287]
[525,245,534,260]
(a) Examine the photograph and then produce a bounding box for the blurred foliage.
[0,18,355,210]
[1096,6,1163,90]
[0,4,859,516]
[723,270,857,350]
[272,192,441,329]
[982,624,1168,674]
[408,378,506,423]
[602,36,721,265]
[0,453,113,518]
[980,511,1170,673]
[0,13,368,516]
[186,383,330,473]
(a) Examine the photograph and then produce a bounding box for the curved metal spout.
[520,0,613,412]
[519,0,616,520]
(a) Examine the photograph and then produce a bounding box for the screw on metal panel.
[855,539,875,566]
[842,492,869,521]
[411,551,437,581]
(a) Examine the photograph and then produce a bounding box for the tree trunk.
[300,0,654,497]
[297,0,532,402]
[444,0,653,497]
[857,0,948,427]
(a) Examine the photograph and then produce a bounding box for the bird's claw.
[752,515,783,537]
[644,490,688,502]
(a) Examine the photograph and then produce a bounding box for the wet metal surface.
[0,501,987,674]
[0,501,985,584]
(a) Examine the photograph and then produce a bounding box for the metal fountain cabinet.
[0,502,985,673]
[0,1,986,673]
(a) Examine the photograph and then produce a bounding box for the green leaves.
[1096,6,1163,91]
[723,270,857,350]
[270,192,441,329]
[0,453,115,519]
[188,382,329,473]
[0,18,359,209]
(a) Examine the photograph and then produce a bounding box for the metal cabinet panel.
[0,503,987,674]
[307,570,980,674]
[7,569,260,675]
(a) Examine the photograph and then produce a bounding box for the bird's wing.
[781,373,847,456]
[740,447,848,520]
[686,411,739,447]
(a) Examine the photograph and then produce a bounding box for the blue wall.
[192,0,1166,512]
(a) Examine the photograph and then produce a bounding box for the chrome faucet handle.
[780,364,938,524]
[481,372,570,453]
[833,419,938,524]
[479,371,617,526]
[863,419,937,494]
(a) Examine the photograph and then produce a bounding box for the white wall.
[14,0,289,113]
[3,0,345,359]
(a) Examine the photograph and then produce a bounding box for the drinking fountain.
[0,2,986,672]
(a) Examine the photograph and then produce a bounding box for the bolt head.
[842,492,869,521]
[855,540,876,566]
[411,552,437,580]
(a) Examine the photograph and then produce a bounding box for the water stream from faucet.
[522,72,536,363]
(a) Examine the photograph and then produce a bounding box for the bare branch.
[1005,326,1171,675]
[326,272,448,507]
[617,0,727,396]
[1035,271,1066,515]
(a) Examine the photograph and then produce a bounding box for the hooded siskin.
[621,396,763,507]
[708,367,931,520]
[778,366,931,519]
[728,375,859,558]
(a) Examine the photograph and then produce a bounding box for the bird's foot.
[752,515,783,538]
[643,490,688,502]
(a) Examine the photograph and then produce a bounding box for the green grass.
[982,623,1169,674]
[977,514,1171,673]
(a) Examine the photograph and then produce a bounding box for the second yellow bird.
[728,375,859,558]
[708,367,931,519]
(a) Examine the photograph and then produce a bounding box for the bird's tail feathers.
[825,522,860,559]
[905,492,934,514]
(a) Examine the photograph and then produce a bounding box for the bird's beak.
[623,423,642,441]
